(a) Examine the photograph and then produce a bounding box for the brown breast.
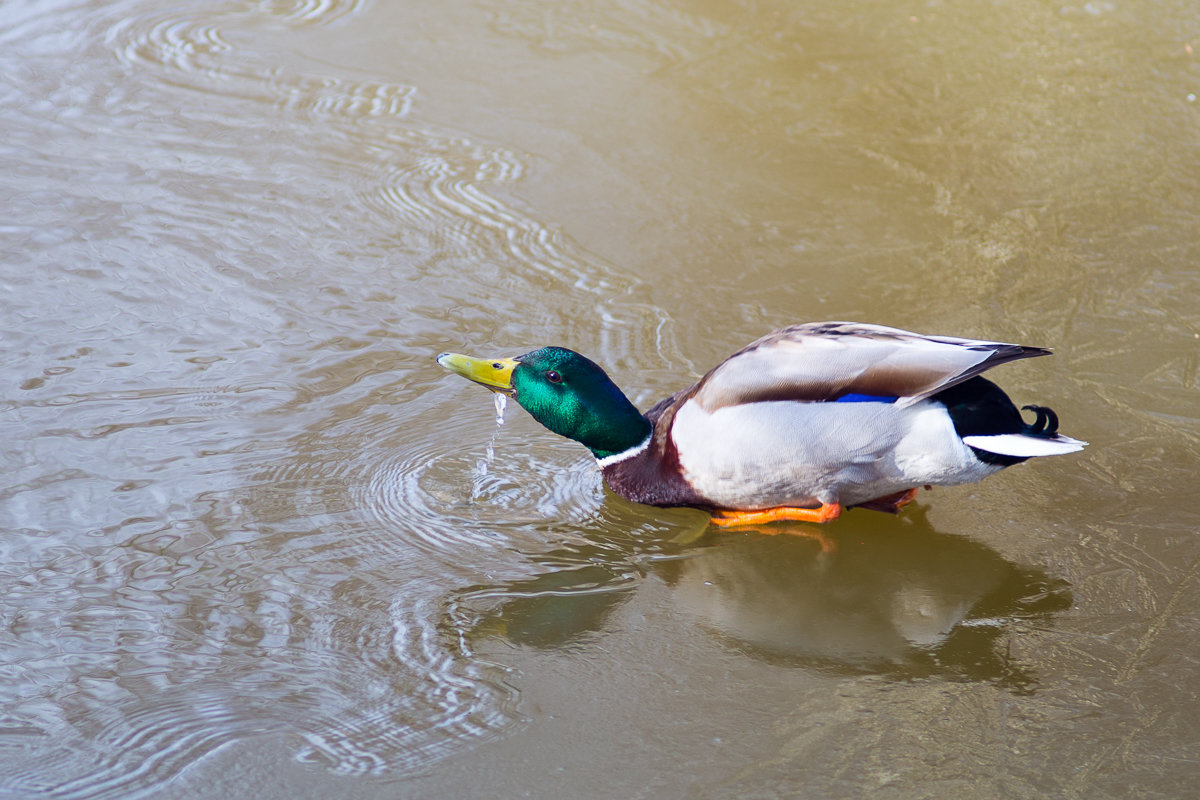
[599,388,713,509]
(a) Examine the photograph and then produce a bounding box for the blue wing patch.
[835,393,898,404]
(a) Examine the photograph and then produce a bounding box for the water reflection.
[460,509,1071,692]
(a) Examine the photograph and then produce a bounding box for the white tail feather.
[962,433,1087,458]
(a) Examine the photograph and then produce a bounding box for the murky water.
[2,0,1198,797]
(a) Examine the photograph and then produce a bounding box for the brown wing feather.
[692,322,1050,411]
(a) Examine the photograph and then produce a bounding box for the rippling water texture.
[2,0,1199,798]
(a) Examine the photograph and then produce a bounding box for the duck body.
[605,389,1000,509]
[438,322,1086,523]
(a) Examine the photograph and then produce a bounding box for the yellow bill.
[436,352,518,395]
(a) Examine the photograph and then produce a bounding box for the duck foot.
[852,487,919,514]
[709,502,843,527]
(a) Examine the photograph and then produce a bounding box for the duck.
[436,321,1086,526]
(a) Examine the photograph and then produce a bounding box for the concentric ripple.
[106,13,231,74]
[294,591,521,776]
[258,0,368,28]
[0,578,521,798]
[104,1,410,122]
[363,426,605,556]
[361,150,599,292]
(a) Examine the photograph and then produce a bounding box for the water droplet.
[493,392,508,425]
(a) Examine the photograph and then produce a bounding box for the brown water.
[2,0,1198,797]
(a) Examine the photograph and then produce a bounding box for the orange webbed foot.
[708,504,842,552]
[709,502,843,527]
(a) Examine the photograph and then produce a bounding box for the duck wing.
[692,322,1050,411]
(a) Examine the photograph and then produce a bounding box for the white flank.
[595,433,652,468]
[671,397,1001,508]
[962,433,1088,457]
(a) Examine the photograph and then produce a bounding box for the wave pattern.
[256,0,368,28]
[93,0,679,356]
[104,2,410,122]
[295,591,520,776]
[0,466,525,798]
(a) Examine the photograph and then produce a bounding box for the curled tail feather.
[1021,404,1060,437]
[962,403,1086,459]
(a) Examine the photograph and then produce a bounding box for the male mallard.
[437,322,1086,525]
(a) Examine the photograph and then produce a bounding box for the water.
[2,0,1199,798]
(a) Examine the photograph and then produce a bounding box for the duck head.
[437,346,651,460]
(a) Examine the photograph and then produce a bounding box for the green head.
[437,346,651,459]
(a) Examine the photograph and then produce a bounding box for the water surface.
[2,0,1199,798]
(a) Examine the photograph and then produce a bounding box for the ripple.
[359,140,655,318]
[295,592,519,776]
[104,2,409,122]
[0,523,523,797]
[257,0,368,28]
[24,695,285,800]
[275,76,414,118]
[362,429,603,557]
[95,0,682,366]
[0,366,534,797]
[363,151,585,284]
[106,13,231,74]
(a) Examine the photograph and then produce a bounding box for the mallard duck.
[437,322,1086,525]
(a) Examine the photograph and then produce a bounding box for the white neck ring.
[594,433,652,468]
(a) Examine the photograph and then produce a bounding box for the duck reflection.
[461,508,1070,690]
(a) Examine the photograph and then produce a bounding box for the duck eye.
[545,370,563,384]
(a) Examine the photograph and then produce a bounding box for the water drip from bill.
[473,393,509,491]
